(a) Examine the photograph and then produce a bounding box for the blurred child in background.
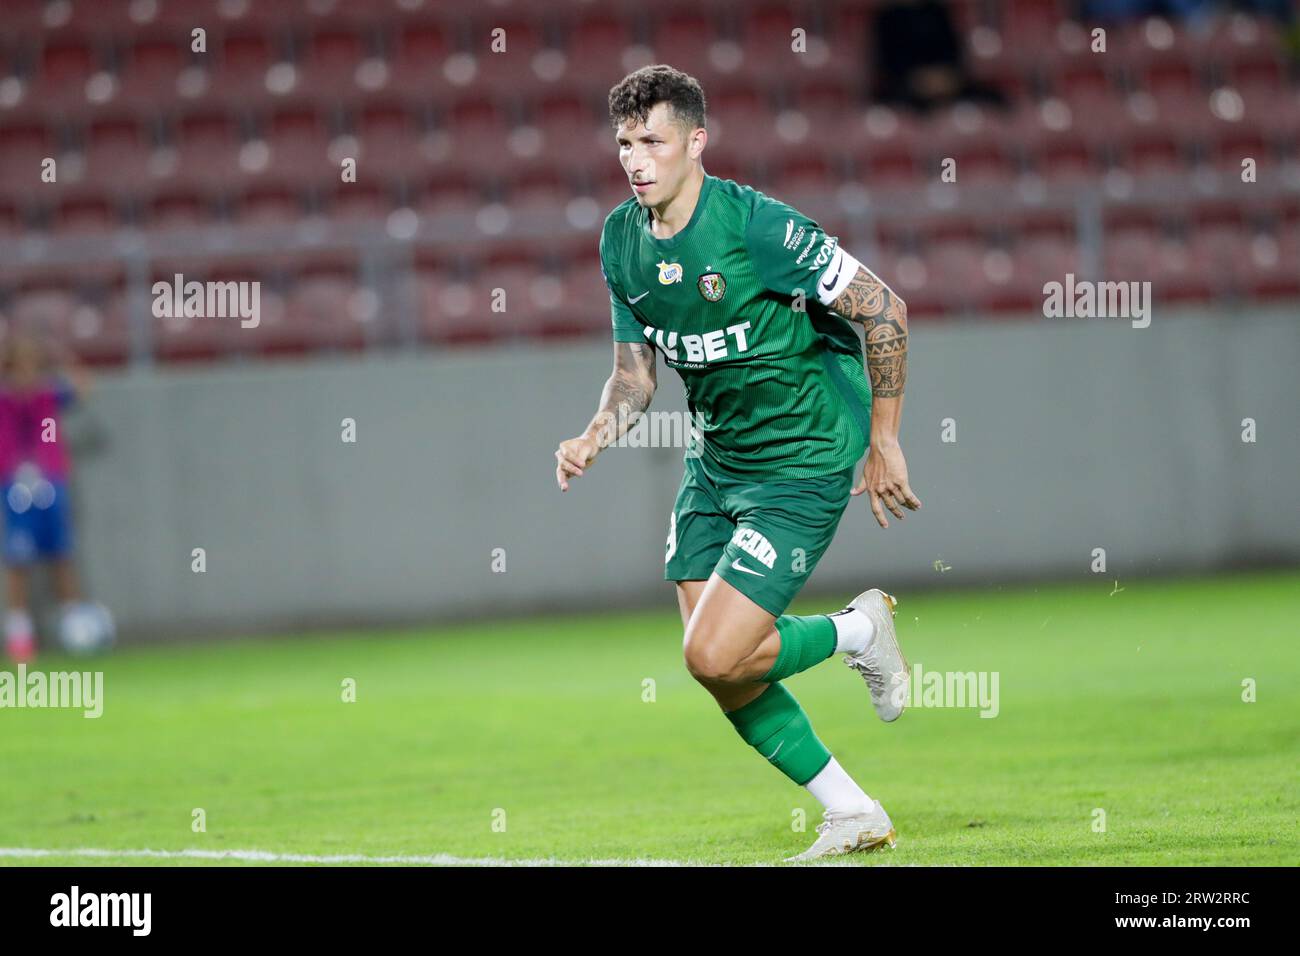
[0,331,92,662]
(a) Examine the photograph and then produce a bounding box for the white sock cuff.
[829,608,874,655]
[806,756,874,816]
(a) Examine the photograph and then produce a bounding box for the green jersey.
[600,173,872,480]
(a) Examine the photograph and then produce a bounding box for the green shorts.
[664,454,856,617]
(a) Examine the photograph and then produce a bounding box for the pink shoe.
[5,633,35,664]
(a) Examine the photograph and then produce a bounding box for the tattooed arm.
[829,266,922,528]
[831,266,908,398]
[555,341,657,492]
[587,341,658,447]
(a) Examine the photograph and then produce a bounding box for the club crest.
[697,272,726,302]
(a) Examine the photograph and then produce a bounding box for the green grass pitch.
[2,570,1297,866]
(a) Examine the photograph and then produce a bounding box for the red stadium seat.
[51,196,116,234]
[550,259,609,338]
[561,17,643,99]
[647,14,728,90]
[1006,100,1104,182]
[173,111,243,188]
[1016,233,1082,294]
[472,21,560,100]
[1238,222,1300,299]
[319,181,392,222]
[353,103,424,179]
[259,107,335,187]
[29,40,98,113]
[411,265,499,347]
[205,32,281,108]
[0,124,56,202]
[389,23,452,98]
[233,185,304,225]
[116,40,188,114]
[82,119,153,192]
[871,245,947,318]
[1190,12,1288,84]
[279,270,370,353]
[989,0,1063,64]
[442,98,514,183]
[145,189,214,231]
[0,199,20,238]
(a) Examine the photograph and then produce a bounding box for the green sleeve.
[600,220,645,343]
[744,194,857,306]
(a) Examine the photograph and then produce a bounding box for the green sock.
[760,614,836,683]
[724,683,833,786]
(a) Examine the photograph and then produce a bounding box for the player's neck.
[648,167,705,239]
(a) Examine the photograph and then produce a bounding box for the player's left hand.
[852,440,921,529]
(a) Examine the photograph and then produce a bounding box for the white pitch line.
[0,847,698,867]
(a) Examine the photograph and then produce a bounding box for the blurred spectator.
[1230,0,1297,24]
[1081,0,1293,24]
[869,0,1009,113]
[1081,0,1210,22]
[0,333,92,662]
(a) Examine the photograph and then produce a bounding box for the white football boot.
[837,589,910,722]
[785,801,898,862]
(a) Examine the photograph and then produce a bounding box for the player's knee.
[682,633,743,684]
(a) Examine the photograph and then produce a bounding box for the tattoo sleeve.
[586,341,657,447]
[828,266,908,399]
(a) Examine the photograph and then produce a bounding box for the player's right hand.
[555,435,601,492]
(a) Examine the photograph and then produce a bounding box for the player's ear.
[688,126,707,160]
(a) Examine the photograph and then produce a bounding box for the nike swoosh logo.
[819,253,844,290]
[731,558,765,577]
[628,291,650,304]
[765,741,784,761]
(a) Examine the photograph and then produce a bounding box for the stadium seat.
[353,102,424,179]
[259,107,336,188]
[173,112,243,188]
[560,17,642,100]
[0,123,57,202]
[389,23,451,98]
[208,32,279,107]
[472,21,560,101]
[116,40,188,114]
[295,28,370,104]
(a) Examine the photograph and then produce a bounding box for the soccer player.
[0,333,92,662]
[554,66,921,861]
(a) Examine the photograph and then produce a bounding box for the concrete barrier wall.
[32,306,1300,640]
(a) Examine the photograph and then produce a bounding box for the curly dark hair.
[608,65,707,133]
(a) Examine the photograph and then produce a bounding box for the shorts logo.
[730,527,777,569]
[665,511,677,563]
[657,260,683,285]
[697,272,726,302]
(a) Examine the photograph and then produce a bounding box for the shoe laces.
[845,653,886,694]
[815,808,864,837]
